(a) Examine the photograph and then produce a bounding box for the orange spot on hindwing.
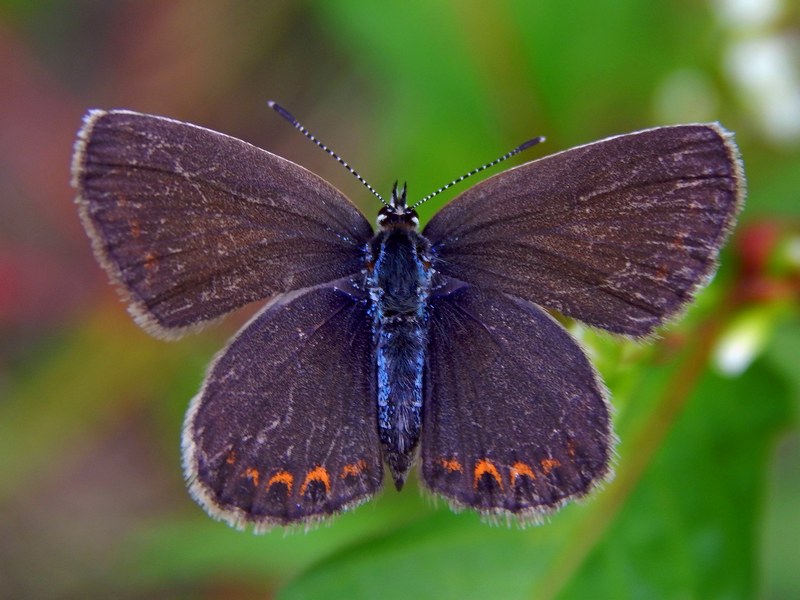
[540,458,561,475]
[266,470,294,493]
[439,458,463,473]
[510,461,536,484]
[300,466,331,496]
[473,459,503,490]
[340,460,367,479]
[243,467,260,486]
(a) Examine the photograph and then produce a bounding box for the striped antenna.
[268,101,388,206]
[410,136,545,210]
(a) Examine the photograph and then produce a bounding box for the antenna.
[410,136,545,210]
[268,101,388,206]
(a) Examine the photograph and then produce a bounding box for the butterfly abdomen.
[368,228,432,489]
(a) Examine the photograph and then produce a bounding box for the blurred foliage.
[0,1,798,599]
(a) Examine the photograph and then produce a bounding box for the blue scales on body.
[366,182,432,489]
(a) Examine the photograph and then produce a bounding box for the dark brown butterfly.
[71,107,744,530]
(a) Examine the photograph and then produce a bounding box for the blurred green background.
[1,1,798,598]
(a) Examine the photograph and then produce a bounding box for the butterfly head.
[377,181,419,230]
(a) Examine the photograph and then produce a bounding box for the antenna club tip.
[268,101,296,124]
[518,136,546,151]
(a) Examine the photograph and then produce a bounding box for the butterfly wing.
[421,283,612,521]
[183,282,382,529]
[423,124,744,336]
[72,110,372,338]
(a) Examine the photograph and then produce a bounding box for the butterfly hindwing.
[72,110,372,338]
[421,282,613,521]
[182,282,383,529]
[423,124,743,336]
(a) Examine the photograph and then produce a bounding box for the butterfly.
[71,105,744,530]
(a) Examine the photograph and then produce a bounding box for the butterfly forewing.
[422,283,612,521]
[72,110,372,338]
[423,124,743,337]
[183,283,382,530]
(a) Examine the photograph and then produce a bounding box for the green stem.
[533,304,732,599]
